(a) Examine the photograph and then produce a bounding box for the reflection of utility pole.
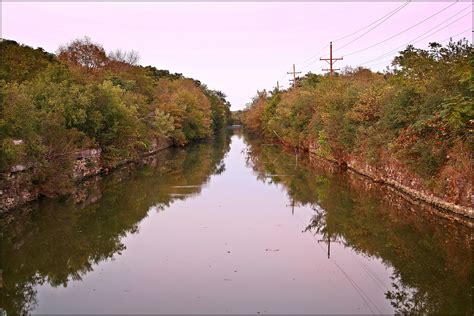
[286,197,296,215]
[318,233,335,259]
[327,235,330,258]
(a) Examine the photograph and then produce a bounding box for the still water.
[1,130,471,314]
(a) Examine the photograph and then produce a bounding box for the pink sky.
[2,2,472,110]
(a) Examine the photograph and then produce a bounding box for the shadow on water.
[1,129,472,314]
[0,131,232,315]
[243,132,472,314]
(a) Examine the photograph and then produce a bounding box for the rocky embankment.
[308,143,473,220]
[0,138,172,212]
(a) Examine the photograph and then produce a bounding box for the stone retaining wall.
[0,137,172,212]
[308,144,473,220]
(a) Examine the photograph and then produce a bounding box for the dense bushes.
[243,40,473,198]
[0,37,231,195]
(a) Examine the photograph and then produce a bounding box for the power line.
[277,2,421,84]
[365,58,394,68]
[299,1,410,69]
[360,6,472,65]
[291,209,383,314]
[341,1,459,57]
[269,0,470,93]
[305,223,383,314]
[299,44,330,70]
[278,72,289,82]
[437,28,472,43]
[334,1,410,52]
[362,28,472,69]
[359,9,472,66]
[332,1,411,43]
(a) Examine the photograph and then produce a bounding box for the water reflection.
[244,133,472,314]
[1,130,471,314]
[1,132,231,315]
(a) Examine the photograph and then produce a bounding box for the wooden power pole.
[320,42,343,79]
[287,64,301,89]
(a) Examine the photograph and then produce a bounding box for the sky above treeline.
[2,2,472,110]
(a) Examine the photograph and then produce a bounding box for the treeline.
[243,40,473,206]
[0,37,231,194]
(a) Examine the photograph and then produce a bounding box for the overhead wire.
[298,44,329,70]
[272,0,470,90]
[290,207,383,314]
[332,1,412,43]
[360,11,472,67]
[307,224,383,314]
[362,28,472,69]
[298,1,411,70]
[334,1,410,52]
[359,6,472,66]
[339,1,459,57]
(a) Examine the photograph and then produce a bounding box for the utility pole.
[287,64,301,89]
[276,81,280,91]
[320,42,343,79]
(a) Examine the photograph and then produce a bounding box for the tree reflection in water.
[244,132,472,315]
[1,130,471,315]
[0,132,231,315]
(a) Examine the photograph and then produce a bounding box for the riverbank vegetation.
[0,37,231,197]
[242,40,473,207]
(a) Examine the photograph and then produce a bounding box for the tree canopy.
[243,40,473,206]
[0,37,231,196]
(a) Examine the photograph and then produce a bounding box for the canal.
[1,129,471,314]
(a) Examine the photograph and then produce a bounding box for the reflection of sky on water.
[33,135,395,314]
[4,131,470,314]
